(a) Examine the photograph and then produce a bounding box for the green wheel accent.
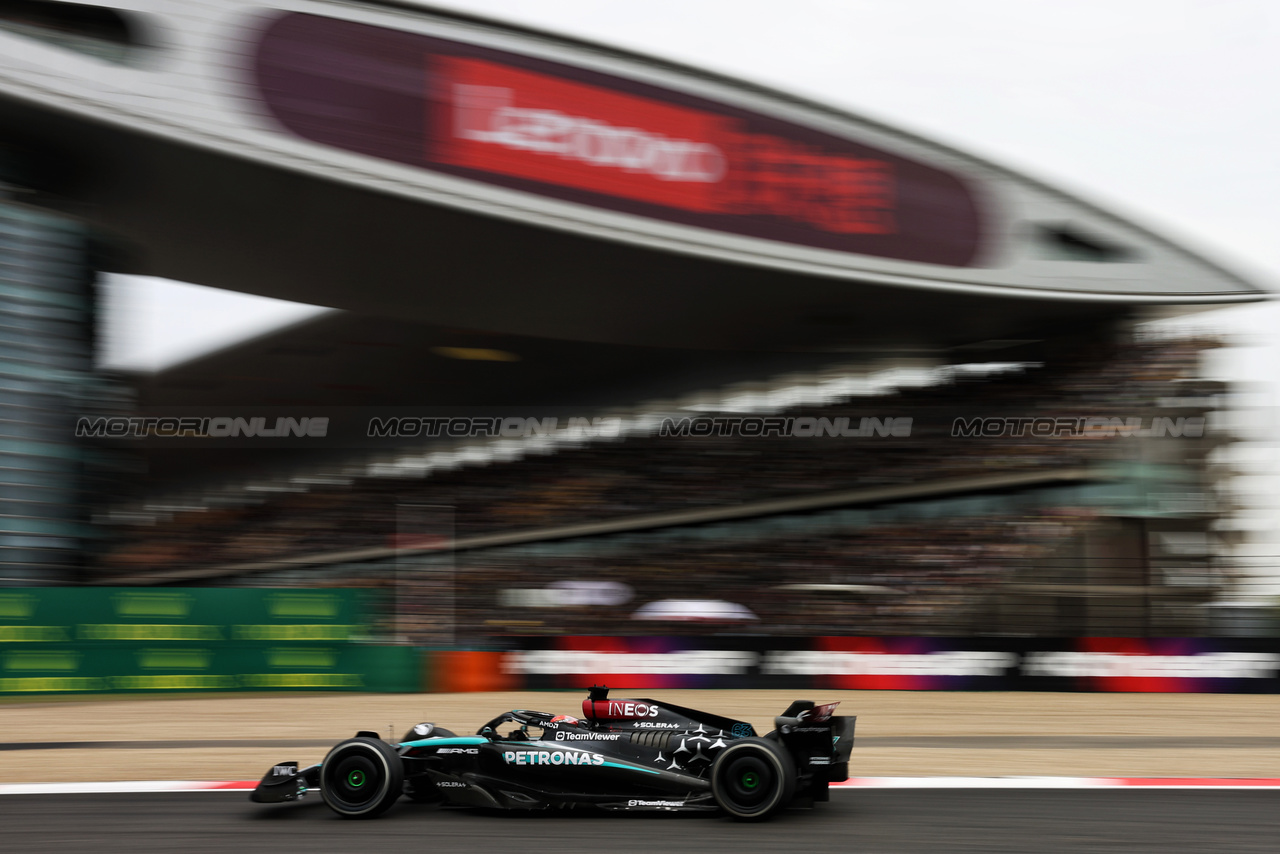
[321,737,403,819]
[710,738,796,821]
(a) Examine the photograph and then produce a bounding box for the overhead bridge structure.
[0,0,1267,580]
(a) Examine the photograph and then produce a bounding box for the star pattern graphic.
[650,724,736,771]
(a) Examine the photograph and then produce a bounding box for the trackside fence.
[3,589,1278,695]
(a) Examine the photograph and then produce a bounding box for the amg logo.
[437,748,479,754]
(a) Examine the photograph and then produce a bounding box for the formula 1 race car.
[251,686,854,821]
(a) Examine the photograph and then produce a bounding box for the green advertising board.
[0,589,421,694]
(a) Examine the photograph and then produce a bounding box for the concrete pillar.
[0,199,95,583]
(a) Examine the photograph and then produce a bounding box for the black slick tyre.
[709,737,796,821]
[320,737,404,818]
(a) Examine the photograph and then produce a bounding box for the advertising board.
[497,636,1280,693]
[253,12,984,266]
[0,589,420,694]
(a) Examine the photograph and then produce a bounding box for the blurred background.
[1,0,1278,687]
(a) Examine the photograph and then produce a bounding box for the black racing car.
[251,686,854,821]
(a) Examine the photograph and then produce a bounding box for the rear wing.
[773,700,854,787]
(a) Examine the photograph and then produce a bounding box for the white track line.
[3,778,1280,795]
[0,781,256,795]
[832,777,1280,790]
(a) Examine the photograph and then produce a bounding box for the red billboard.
[436,57,731,214]
[252,13,984,266]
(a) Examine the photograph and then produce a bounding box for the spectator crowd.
[96,336,1222,639]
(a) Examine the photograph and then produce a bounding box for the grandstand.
[94,334,1226,642]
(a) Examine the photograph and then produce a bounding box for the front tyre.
[320,737,404,818]
[709,738,796,821]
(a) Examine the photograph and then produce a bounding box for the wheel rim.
[720,754,775,810]
[325,748,385,810]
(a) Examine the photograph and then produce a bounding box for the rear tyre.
[710,738,796,821]
[320,737,404,818]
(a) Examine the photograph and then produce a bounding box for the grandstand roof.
[1,0,1268,357]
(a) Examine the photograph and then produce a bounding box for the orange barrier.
[429,651,515,693]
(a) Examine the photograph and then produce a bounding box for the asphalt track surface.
[2,790,1276,853]
[7,735,1280,751]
